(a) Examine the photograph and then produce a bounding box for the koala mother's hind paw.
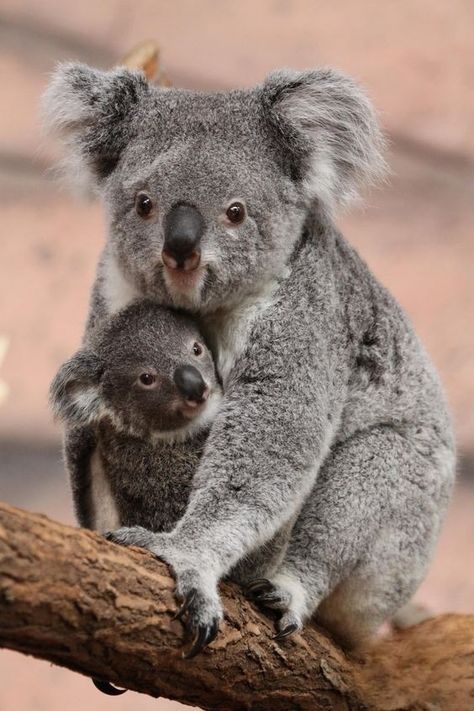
[246,578,303,641]
[274,612,302,641]
[246,578,292,610]
[273,621,300,640]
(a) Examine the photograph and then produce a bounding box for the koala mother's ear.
[42,62,150,193]
[50,350,104,426]
[261,68,387,214]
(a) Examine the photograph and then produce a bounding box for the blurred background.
[0,1,473,709]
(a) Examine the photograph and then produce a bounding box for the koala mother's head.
[43,64,384,313]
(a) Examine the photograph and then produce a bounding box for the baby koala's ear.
[261,68,386,214]
[50,350,104,426]
[42,62,150,194]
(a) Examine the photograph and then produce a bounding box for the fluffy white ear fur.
[65,384,102,425]
[264,68,387,214]
[42,62,97,134]
[49,350,103,426]
[41,62,148,195]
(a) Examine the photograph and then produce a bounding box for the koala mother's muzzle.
[162,204,204,272]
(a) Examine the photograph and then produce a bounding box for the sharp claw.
[104,531,127,546]
[246,578,273,596]
[207,618,220,646]
[173,589,197,621]
[92,678,127,696]
[184,624,212,659]
[273,622,299,641]
[184,617,220,659]
[252,591,282,604]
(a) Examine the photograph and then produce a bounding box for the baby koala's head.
[50,300,221,440]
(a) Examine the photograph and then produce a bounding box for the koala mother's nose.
[174,365,209,404]
[162,204,204,271]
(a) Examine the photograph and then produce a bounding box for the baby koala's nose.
[174,365,209,404]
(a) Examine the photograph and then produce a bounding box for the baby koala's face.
[97,302,221,438]
[51,301,221,440]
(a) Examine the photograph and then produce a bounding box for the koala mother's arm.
[169,267,349,580]
[173,370,335,578]
[107,333,342,655]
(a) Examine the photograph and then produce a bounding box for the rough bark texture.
[0,501,473,711]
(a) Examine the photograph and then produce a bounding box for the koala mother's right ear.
[42,63,151,194]
[50,350,104,426]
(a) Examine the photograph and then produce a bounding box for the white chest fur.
[90,448,121,533]
[204,284,278,384]
[102,253,140,315]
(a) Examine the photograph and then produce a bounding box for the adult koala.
[44,64,455,653]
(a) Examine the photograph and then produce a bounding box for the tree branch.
[0,501,473,710]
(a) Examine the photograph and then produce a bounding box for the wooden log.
[0,501,473,710]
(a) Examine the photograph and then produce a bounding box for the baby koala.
[50,299,222,537]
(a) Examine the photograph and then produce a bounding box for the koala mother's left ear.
[261,68,387,215]
[42,63,151,194]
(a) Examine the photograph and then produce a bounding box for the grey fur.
[45,64,455,649]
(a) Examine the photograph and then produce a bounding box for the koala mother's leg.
[248,424,453,648]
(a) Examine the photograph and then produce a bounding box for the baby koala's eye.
[226,201,246,225]
[193,342,203,356]
[135,192,154,219]
[138,372,157,388]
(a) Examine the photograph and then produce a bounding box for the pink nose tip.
[185,386,210,408]
[162,248,201,272]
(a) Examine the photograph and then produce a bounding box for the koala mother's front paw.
[105,526,223,657]
[174,569,223,658]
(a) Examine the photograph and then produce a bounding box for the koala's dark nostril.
[163,204,204,270]
[162,247,201,272]
[174,365,208,403]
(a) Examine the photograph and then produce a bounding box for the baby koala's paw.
[104,525,158,549]
[246,573,306,640]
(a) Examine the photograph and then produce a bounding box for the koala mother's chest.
[202,289,278,384]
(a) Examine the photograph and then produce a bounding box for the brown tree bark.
[0,501,473,711]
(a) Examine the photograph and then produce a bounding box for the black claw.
[252,591,282,604]
[273,623,299,641]
[207,618,220,646]
[173,588,197,621]
[184,625,210,659]
[92,678,127,696]
[184,619,220,659]
[104,531,126,546]
[246,578,273,596]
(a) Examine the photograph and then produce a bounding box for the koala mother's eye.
[138,372,157,388]
[135,192,154,219]
[193,342,203,356]
[226,201,246,225]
